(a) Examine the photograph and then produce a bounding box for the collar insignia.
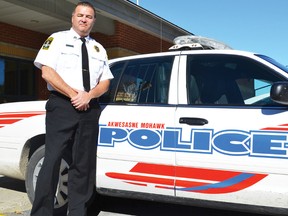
[94,45,99,52]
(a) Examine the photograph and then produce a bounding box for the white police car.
[1,36,288,215]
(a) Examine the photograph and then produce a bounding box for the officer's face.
[72,5,95,37]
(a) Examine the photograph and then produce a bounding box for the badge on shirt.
[94,45,99,52]
[42,37,54,50]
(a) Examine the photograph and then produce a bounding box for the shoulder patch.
[42,37,54,50]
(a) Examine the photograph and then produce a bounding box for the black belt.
[50,91,70,100]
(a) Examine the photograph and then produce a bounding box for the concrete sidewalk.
[0,176,31,216]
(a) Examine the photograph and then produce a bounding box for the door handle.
[179,117,208,126]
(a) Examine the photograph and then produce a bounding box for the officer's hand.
[71,90,91,111]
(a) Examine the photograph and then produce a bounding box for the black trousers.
[31,93,101,216]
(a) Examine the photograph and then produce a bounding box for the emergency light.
[169,35,232,50]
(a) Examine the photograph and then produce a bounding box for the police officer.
[31,2,113,216]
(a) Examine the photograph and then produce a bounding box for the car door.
[97,54,178,196]
[174,52,288,209]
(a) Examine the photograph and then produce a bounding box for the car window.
[187,54,284,105]
[99,61,124,103]
[256,54,288,73]
[105,56,174,104]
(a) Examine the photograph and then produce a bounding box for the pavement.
[0,176,31,216]
[0,176,130,216]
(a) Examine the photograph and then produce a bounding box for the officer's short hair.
[73,1,96,18]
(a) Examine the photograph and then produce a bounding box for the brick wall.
[1,20,173,58]
[92,21,172,55]
[0,22,48,50]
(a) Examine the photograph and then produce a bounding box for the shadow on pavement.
[87,194,265,216]
[0,176,26,193]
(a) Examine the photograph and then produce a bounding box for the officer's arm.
[88,79,110,99]
[41,65,77,98]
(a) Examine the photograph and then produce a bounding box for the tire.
[25,145,71,214]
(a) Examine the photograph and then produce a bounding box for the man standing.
[31,2,113,216]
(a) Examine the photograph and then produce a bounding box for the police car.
[1,35,288,215]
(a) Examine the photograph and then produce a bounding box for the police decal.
[99,123,288,159]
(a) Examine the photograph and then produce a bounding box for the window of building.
[0,57,36,103]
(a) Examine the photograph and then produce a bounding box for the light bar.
[172,35,232,50]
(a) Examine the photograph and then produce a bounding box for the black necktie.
[80,37,90,91]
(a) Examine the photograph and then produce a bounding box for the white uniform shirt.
[34,28,114,91]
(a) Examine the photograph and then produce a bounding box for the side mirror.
[270,81,288,105]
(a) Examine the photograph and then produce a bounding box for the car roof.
[108,49,259,64]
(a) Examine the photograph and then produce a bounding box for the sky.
[130,0,288,66]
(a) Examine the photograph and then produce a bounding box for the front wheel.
[25,145,71,214]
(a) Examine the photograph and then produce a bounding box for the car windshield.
[256,54,288,73]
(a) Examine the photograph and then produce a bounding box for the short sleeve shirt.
[34,28,114,91]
